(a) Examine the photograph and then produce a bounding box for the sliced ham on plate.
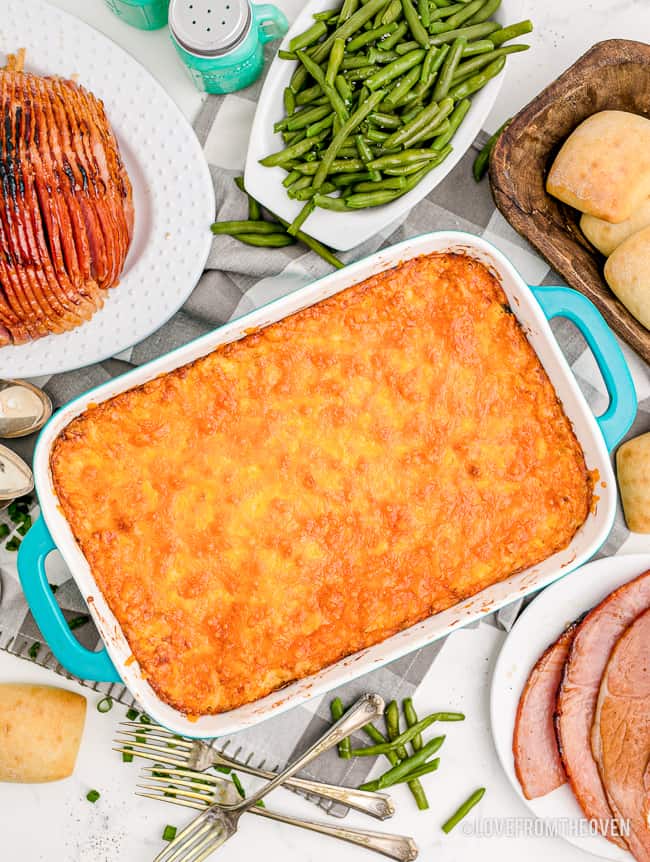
[592,608,650,862]
[513,620,579,800]
[555,570,650,848]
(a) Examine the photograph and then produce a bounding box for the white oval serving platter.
[490,553,650,861]
[0,0,214,376]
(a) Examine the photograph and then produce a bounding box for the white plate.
[245,0,517,251]
[0,0,214,377]
[490,554,650,860]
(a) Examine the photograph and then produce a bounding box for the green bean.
[307,113,335,137]
[451,44,528,83]
[296,84,323,106]
[384,160,433,175]
[287,175,314,196]
[420,46,438,84]
[236,233,296,248]
[359,757,440,791]
[353,175,408,192]
[345,188,406,207]
[383,96,440,147]
[287,198,316,236]
[339,0,360,21]
[442,788,486,833]
[335,74,353,101]
[259,131,327,167]
[356,134,382,181]
[403,698,423,751]
[210,219,284,236]
[381,0,403,24]
[326,38,346,86]
[418,0,430,28]
[282,169,301,188]
[284,87,296,116]
[429,20,499,45]
[442,0,485,30]
[287,104,331,131]
[312,87,386,189]
[421,40,449,83]
[346,65,382,82]
[365,127,390,142]
[395,39,420,54]
[278,49,298,61]
[295,158,365,175]
[448,53,505,98]
[274,215,344,268]
[462,38,496,56]
[385,701,408,760]
[368,47,400,63]
[340,53,371,69]
[374,736,446,788]
[290,20,328,53]
[432,36,465,99]
[400,97,453,146]
[382,65,422,107]
[433,97,469,148]
[369,111,401,128]
[363,723,400,767]
[429,2,465,21]
[312,0,393,65]
[330,698,351,759]
[314,193,351,211]
[488,18,533,46]
[378,20,409,50]
[350,710,463,753]
[314,9,340,21]
[347,21,399,52]
[296,50,350,123]
[368,149,441,171]
[233,176,261,219]
[331,171,373,186]
[366,48,424,90]
[467,0,501,25]
[472,118,510,180]
[401,0,429,47]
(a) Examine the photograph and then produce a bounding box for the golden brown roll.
[616,432,650,533]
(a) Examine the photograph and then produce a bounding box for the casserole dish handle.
[531,285,637,451]
[18,517,121,682]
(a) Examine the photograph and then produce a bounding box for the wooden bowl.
[489,39,650,364]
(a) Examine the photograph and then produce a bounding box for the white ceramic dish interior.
[244,0,517,251]
[490,553,650,861]
[27,231,627,737]
[0,0,215,377]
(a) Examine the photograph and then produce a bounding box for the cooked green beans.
[330,698,351,759]
[442,788,486,833]
[403,698,422,751]
[211,220,287,236]
[262,0,532,218]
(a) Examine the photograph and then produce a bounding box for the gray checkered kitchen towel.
[2,46,650,802]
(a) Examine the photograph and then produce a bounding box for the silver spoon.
[0,379,52,439]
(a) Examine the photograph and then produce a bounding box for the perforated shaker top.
[169,0,252,56]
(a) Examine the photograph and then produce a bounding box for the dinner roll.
[604,225,650,329]
[581,196,650,256]
[0,684,86,782]
[617,432,650,533]
[547,111,650,223]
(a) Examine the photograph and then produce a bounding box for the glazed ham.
[0,51,133,344]
[555,571,650,848]
[513,621,579,799]
[592,608,650,862]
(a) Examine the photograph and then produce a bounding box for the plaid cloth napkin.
[1,56,648,808]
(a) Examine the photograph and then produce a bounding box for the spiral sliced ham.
[592,608,650,862]
[555,570,650,849]
[0,51,133,344]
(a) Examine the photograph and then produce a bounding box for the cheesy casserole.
[51,253,592,715]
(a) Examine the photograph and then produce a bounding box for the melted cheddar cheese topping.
[51,254,592,715]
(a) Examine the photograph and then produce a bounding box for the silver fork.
[138,766,418,862]
[115,720,394,820]
[153,694,395,862]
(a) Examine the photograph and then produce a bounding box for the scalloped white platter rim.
[244,0,520,251]
[490,553,650,861]
[0,0,215,377]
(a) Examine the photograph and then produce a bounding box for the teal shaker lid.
[168,0,252,57]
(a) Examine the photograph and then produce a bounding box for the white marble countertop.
[3,1,650,860]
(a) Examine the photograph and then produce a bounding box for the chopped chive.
[0,524,9,538]
[162,826,177,842]
[17,517,32,536]
[28,642,40,660]
[139,714,152,724]
[126,708,139,721]
[86,790,100,803]
[231,772,246,799]
[97,696,113,714]
[215,765,232,774]
[49,583,59,594]
[122,747,134,763]
[68,615,89,630]
[5,537,21,551]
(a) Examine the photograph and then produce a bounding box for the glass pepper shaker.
[104,0,170,30]
[168,0,288,94]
